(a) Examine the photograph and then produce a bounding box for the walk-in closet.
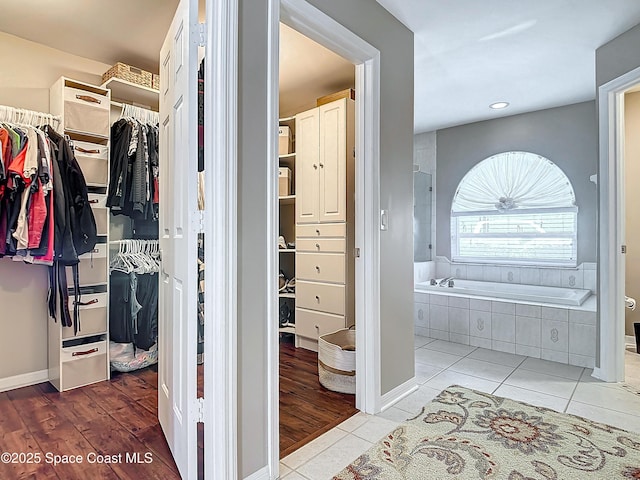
[277,23,359,458]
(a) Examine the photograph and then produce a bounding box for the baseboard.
[379,376,418,412]
[0,369,49,393]
[591,367,603,381]
[244,465,270,480]
[626,335,635,347]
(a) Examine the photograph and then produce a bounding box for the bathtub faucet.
[437,277,455,287]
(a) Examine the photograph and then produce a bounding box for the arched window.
[451,151,577,266]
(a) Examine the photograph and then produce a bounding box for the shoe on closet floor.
[278,235,287,249]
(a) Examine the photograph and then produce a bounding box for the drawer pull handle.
[91,248,100,254]
[74,298,99,306]
[72,348,98,357]
[75,146,100,154]
[89,199,99,204]
[316,229,320,235]
[315,295,320,302]
[76,94,101,104]
[315,266,320,272]
[319,162,324,168]
[313,163,318,169]
[315,243,320,249]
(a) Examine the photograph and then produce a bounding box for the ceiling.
[279,24,354,117]
[376,0,640,133]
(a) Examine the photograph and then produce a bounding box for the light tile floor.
[279,336,640,479]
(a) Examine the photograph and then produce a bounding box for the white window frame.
[451,206,578,267]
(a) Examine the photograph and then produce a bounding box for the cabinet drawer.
[67,244,108,287]
[296,253,345,283]
[296,223,346,238]
[73,140,108,187]
[64,87,110,137]
[296,280,345,315]
[295,308,346,340]
[296,238,345,253]
[61,340,108,391]
[63,292,108,339]
[88,194,108,236]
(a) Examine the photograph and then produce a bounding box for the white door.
[319,100,347,223]
[158,0,199,477]
[296,108,320,223]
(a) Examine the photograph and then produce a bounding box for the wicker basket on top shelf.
[102,62,157,90]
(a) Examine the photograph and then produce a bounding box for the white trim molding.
[267,0,382,477]
[204,0,238,478]
[0,369,48,393]
[596,64,640,382]
[379,377,418,412]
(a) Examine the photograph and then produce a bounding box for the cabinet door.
[319,99,346,223]
[295,108,320,223]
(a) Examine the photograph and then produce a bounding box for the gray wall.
[435,101,598,265]
[596,23,640,88]
[238,0,414,477]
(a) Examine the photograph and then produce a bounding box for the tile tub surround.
[414,290,597,368]
[434,257,597,293]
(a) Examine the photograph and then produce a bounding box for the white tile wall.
[414,290,597,369]
[470,299,491,312]
[469,310,491,339]
[562,269,584,289]
[449,307,470,335]
[467,265,484,280]
[516,316,541,347]
[483,265,502,282]
[451,264,467,279]
[492,313,516,343]
[501,266,521,284]
[542,319,569,352]
[540,269,562,287]
[520,268,540,285]
[429,304,448,331]
[584,270,597,293]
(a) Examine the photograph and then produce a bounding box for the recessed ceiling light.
[490,102,510,109]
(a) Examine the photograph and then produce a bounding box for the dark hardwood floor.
[0,339,356,478]
[279,334,358,458]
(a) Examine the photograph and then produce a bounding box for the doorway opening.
[267,0,382,475]
[597,65,640,384]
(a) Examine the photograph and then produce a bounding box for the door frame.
[266,0,382,476]
[596,64,640,382]
[202,0,238,478]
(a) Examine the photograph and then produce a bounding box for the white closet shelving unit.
[279,117,296,334]
[48,77,112,392]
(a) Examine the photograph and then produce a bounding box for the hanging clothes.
[106,118,159,221]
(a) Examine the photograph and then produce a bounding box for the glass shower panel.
[414,171,432,262]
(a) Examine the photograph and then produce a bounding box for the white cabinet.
[294,97,355,351]
[295,98,354,224]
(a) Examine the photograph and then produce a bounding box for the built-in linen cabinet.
[294,97,355,351]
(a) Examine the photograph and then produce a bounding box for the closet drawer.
[88,194,108,236]
[296,223,346,238]
[60,340,108,391]
[62,292,108,339]
[67,244,108,287]
[296,238,345,253]
[73,140,108,187]
[295,308,345,340]
[63,86,110,137]
[296,280,345,316]
[296,253,345,284]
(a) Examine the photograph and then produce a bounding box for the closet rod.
[110,100,158,113]
[0,104,61,127]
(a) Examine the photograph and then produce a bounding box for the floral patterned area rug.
[333,385,640,479]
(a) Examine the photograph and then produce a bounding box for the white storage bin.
[67,244,108,287]
[72,140,108,186]
[60,340,108,390]
[63,292,108,339]
[88,194,108,236]
[63,86,110,137]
